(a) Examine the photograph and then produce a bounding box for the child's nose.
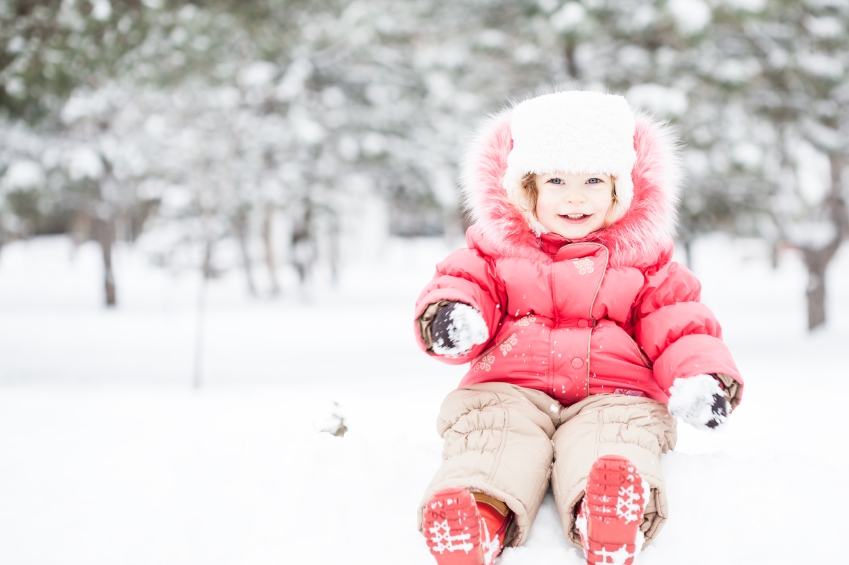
[564,186,587,203]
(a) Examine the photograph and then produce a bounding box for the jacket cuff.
[417,300,452,353]
[715,372,742,411]
[653,334,743,403]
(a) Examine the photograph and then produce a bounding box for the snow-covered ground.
[0,234,848,565]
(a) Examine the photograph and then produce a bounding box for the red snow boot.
[576,455,649,565]
[423,488,511,565]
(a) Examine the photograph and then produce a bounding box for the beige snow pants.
[417,383,677,548]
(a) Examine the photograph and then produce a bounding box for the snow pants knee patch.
[417,382,561,547]
[550,395,677,549]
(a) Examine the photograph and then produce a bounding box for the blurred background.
[1,0,847,329]
[0,1,848,564]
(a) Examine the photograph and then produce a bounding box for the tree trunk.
[328,211,340,286]
[291,201,315,285]
[233,207,257,297]
[193,238,214,390]
[770,239,780,270]
[800,241,839,331]
[564,37,580,79]
[681,236,693,271]
[93,216,117,307]
[800,153,849,331]
[262,202,281,296]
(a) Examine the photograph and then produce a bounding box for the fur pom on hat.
[503,91,637,234]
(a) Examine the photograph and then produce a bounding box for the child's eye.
[549,178,563,185]
[587,178,602,184]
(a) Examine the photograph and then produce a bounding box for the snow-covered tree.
[3,0,847,328]
[703,0,849,329]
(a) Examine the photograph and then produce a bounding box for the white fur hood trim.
[461,94,683,269]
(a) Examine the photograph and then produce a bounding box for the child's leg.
[550,395,677,549]
[418,382,561,548]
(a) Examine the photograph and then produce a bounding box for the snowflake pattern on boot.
[576,455,649,565]
[423,488,504,565]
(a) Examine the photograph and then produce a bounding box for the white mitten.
[431,302,489,357]
[668,374,730,430]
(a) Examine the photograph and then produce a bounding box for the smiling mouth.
[560,213,590,220]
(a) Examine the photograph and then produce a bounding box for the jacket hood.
[460,105,683,268]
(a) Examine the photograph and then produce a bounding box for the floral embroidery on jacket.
[473,354,496,372]
[515,315,536,326]
[571,258,594,275]
[499,334,518,356]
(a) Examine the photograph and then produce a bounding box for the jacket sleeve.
[413,247,506,365]
[633,261,744,407]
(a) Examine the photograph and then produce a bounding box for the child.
[413,91,743,565]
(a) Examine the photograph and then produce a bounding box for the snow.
[68,146,105,180]
[722,0,766,12]
[731,141,763,169]
[626,84,688,118]
[785,221,838,249]
[91,0,112,22]
[0,233,848,564]
[551,3,586,33]
[797,52,844,79]
[1,159,44,189]
[537,0,559,14]
[275,58,313,101]
[237,62,277,88]
[667,0,711,35]
[630,5,658,30]
[712,58,761,84]
[803,16,844,39]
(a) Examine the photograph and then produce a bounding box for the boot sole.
[423,487,484,565]
[584,455,648,565]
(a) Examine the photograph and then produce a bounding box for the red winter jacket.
[414,111,743,407]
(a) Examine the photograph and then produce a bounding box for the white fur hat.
[503,91,637,234]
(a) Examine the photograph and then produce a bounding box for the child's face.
[534,172,614,239]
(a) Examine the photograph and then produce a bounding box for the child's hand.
[431,302,489,357]
[668,374,730,431]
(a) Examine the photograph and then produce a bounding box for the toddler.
[414,91,742,565]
